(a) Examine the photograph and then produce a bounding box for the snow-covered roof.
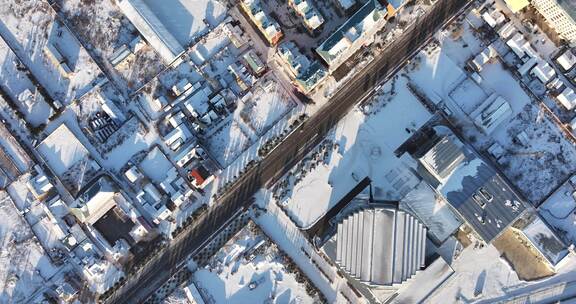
[471,46,497,71]
[522,216,569,266]
[241,0,283,45]
[337,0,356,10]
[557,86,576,110]
[164,123,193,150]
[506,32,537,61]
[291,0,324,30]
[419,136,466,181]
[72,177,117,225]
[470,94,512,134]
[531,60,557,84]
[482,10,505,28]
[517,56,538,76]
[117,0,184,64]
[432,134,527,243]
[498,22,517,40]
[400,182,463,243]
[335,206,426,286]
[316,0,386,65]
[556,49,576,71]
[37,124,90,176]
[504,0,529,13]
[183,89,210,115]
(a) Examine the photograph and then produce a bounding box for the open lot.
[236,78,297,136]
[205,119,253,168]
[493,228,555,281]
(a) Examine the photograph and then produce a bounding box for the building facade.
[532,0,576,45]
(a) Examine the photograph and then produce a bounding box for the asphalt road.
[106,0,471,303]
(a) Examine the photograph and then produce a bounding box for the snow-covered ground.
[205,119,253,168]
[205,76,299,168]
[57,0,164,93]
[0,0,101,103]
[426,240,576,304]
[193,221,321,304]
[140,146,174,183]
[433,11,576,204]
[235,79,296,137]
[273,74,432,228]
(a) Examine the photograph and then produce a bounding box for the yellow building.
[504,0,529,13]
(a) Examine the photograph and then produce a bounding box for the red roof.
[189,169,205,186]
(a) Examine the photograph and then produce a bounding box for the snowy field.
[0,0,100,103]
[103,120,158,171]
[193,221,319,304]
[205,119,253,168]
[236,79,296,136]
[274,75,432,228]
[0,191,60,303]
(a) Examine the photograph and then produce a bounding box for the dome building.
[335,205,426,286]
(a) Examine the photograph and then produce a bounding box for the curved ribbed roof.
[335,207,426,286]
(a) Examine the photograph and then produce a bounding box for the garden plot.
[0,191,60,304]
[205,119,253,168]
[56,0,164,92]
[194,221,320,304]
[236,79,296,136]
[0,0,100,103]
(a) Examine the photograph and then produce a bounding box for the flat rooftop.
[37,123,89,176]
[428,134,528,243]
